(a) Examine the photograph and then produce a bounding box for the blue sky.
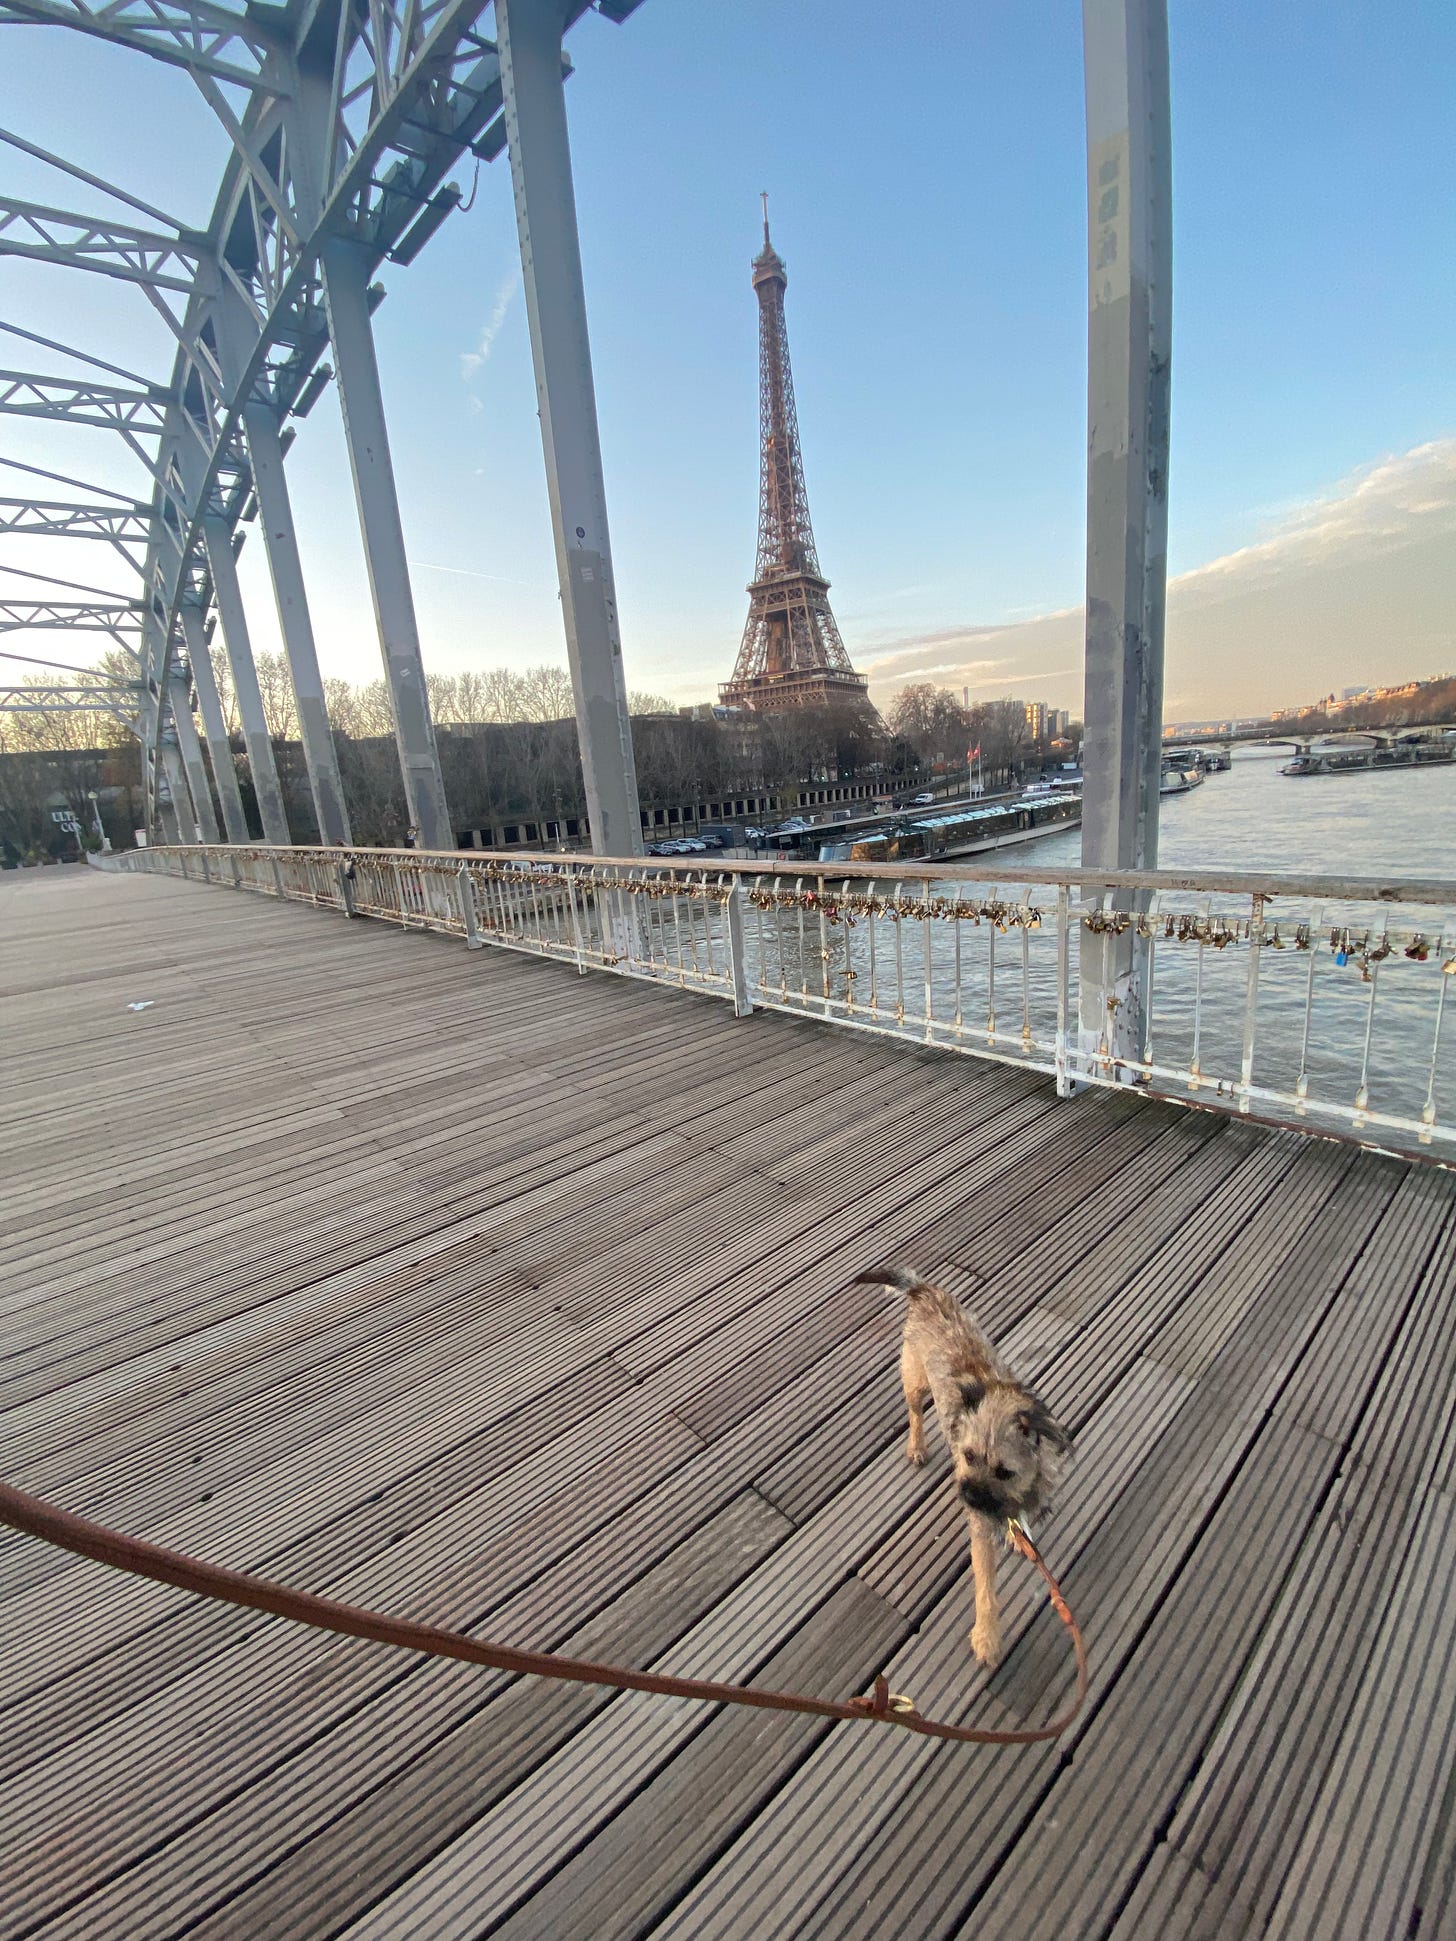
[1,1,1452,719]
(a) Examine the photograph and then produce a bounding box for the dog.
[856,1264,1071,1667]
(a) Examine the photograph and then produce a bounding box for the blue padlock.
[1335,950,1349,966]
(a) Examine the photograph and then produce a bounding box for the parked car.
[911,791,936,806]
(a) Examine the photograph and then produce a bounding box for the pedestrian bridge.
[5,860,1456,1940]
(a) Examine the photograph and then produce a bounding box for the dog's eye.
[993,1464,1014,1481]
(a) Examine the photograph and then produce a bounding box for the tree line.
[886,685,1076,785]
[1271,676,1456,741]
[1,656,1077,856]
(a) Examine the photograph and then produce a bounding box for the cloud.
[1176,440,1456,599]
[460,273,519,381]
[864,438,1456,720]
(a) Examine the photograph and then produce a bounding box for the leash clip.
[851,1674,919,1722]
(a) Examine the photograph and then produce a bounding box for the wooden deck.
[4,864,1456,1941]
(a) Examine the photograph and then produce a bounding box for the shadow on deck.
[3,866,1456,1941]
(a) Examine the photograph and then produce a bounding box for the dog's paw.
[970,1623,1002,1668]
[906,1440,928,1467]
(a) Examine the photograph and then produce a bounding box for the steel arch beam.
[2,0,648,849]
[0,499,150,542]
[0,372,172,433]
[0,0,285,91]
[0,197,204,291]
[0,600,144,631]
[498,0,643,858]
[1077,0,1173,1073]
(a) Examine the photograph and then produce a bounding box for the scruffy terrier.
[857,1265,1071,1667]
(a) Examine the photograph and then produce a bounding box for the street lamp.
[85,790,111,852]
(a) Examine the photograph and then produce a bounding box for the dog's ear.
[956,1377,986,1412]
[1015,1396,1071,1455]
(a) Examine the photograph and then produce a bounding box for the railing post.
[1055,882,1076,1096]
[455,863,483,948]
[726,879,753,1018]
[565,867,589,974]
[337,858,358,919]
[1238,893,1265,1111]
[271,855,286,899]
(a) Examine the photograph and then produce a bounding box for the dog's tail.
[854,1264,960,1324]
[855,1262,932,1296]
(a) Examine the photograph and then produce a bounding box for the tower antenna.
[761,190,770,246]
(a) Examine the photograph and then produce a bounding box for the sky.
[0,0,1452,725]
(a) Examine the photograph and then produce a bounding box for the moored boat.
[818,787,1081,865]
[1283,738,1456,777]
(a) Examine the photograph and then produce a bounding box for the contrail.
[411,560,547,589]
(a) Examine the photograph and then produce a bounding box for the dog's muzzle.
[957,1479,1006,1519]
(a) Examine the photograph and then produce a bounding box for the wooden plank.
[16,1493,797,1941]
[6,867,1456,1941]
[1148,1200,1456,1938]
[654,1151,1411,1940]
[489,1580,910,1941]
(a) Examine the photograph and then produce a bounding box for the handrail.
[95,843,1456,1157]
[135,841,1456,907]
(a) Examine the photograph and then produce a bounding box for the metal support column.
[319,236,452,851]
[160,740,196,844]
[1077,0,1172,1074]
[180,603,248,842]
[201,517,291,845]
[241,401,352,844]
[168,677,220,842]
[497,0,643,859]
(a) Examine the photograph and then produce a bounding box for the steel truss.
[0,0,646,848]
[0,599,143,632]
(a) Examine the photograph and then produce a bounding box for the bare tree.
[629,690,678,716]
[254,651,298,739]
[201,639,241,735]
[516,664,575,722]
[889,683,970,770]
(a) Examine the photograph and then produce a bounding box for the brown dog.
[857,1264,1071,1666]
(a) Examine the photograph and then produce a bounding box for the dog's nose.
[957,1479,1003,1518]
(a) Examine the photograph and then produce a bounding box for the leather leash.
[0,1479,1086,1747]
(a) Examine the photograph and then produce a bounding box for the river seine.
[1006,745,1456,1140]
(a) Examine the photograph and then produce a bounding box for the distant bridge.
[1169,722,1456,751]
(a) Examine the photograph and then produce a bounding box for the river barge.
[817,787,1081,866]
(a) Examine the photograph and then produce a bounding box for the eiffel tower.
[720,201,878,719]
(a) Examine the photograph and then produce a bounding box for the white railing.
[94,844,1456,1157]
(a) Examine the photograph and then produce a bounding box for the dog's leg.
[967,1510,1002,1666]
[901,1343,930,1466]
